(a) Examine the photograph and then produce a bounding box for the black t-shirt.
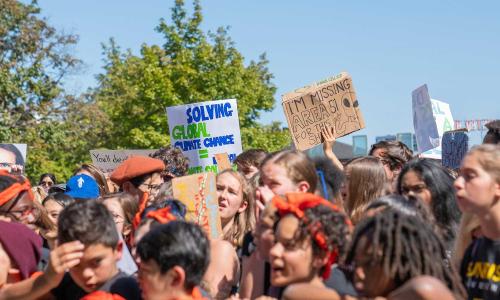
[51,270,142,300]
[324,265,358,297]
[460,237,500,300]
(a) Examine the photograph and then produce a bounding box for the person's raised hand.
[321,125,337,155]
[44,241,84,285]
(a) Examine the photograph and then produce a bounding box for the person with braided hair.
[267,193,351,298]
[345,209,466,300]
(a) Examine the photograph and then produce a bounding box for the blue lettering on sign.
[203,134,235,148]
[186,102,233,124]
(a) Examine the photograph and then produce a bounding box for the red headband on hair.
[0,171,33,206]
[146,207,176,224]
[272,192,351,280]
[80,291,125,300]
[132,192,149,229]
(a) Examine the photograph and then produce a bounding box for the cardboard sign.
[214,153,232,172]
[166,99,243,174]
[282,72,365,151]
[90,149,157,173]
[0,143,27,174]
[442,130,469,170]
[172,172,222,239]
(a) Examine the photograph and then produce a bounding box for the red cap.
[110,156,165,186]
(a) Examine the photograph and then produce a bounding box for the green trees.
[1,0,291,182]
[94,0,277,150]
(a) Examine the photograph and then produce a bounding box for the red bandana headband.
[272,192,351,280]
[0,171,34,206]
[80,291,125,300]
[146,207,177,224]
[132,192,149,229]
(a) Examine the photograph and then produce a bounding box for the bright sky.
[37,0,499,146]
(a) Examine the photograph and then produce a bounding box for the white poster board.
[90,149,157,173]
[412,84,454,159]
[420,99,454,159]
[166,99,243,174]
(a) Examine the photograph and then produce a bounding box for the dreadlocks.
[345,209,466,299]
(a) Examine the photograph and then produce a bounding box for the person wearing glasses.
[110,156,165,225]
[0,170,40,230]
[38,173,56,194]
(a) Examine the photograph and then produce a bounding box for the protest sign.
[412,84,439,153]
[166,99,243,174]
[90,149,157,173]
[282,72,365,151]
[442,130,469,170]
[412,85,454,159]
[172,172,222,239]
[0,143,27,174]
[214,153,232,172]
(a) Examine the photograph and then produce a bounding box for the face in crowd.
[216,171,247,226]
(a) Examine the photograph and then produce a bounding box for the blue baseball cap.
[65,174,99,199]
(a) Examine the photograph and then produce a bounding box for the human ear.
[122,223,132,238]
[170,266,186,289]
[297,181,310,193]
[114,240,124,261]
[238,200,248,213]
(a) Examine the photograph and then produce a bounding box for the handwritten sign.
[282,72,365,151]
[166,99,243,174]
[442,130,469,169]
[214,153,232,172]
[172,172,222,239]
[90,149,157,173]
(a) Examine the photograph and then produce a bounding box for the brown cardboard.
[172,172,222,239]
[214,153,232,172]
[282,72,365,151]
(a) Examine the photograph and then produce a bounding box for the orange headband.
[0,171,34,206]
[146,207,177,224]
[132,192,149,229]
[80,291,125,300]
[272,192,351,280]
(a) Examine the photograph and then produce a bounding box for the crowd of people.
[0,120,499,300]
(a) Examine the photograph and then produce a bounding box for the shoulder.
[388,276,455,300]
[283,283,341,300]
[211,239,237,259]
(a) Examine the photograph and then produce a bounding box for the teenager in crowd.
[234,149,267,179]
[38,173,56,194]
[369,140,413,190]
[345,209,466,300]
[344,156,389,224]
[41,193,75,249]
[99,192,138,248]
[268,193,351,299]
[111,156,165,228]
[454,144,500,299]
[0,171,39,230]
[397,158,462,249]
[74,163,110,196]
[137,221,210,300]
[216,169,255,248]
[51,200,141,299]
[150,145,190,181]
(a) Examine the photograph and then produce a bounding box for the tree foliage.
[94,0,278,149]
[1,0,291,182]
[0,0,106,182]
